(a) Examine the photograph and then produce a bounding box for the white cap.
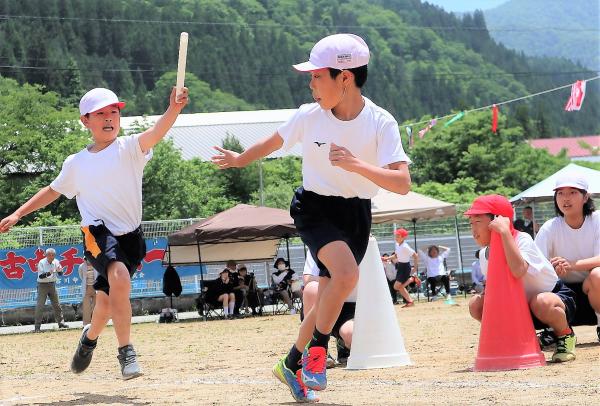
[293,33,370,72]
[554,174,589,191]
[79,88,125,115]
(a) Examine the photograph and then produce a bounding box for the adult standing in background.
[78,258,98,325]
[35,248,68,332]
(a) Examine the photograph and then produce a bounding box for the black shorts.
[531,280,576,330]
[331,302,356,340]
[394,262,412,284]
[564,281,597,326]
[81,223,146,295]
[290,187,371,278]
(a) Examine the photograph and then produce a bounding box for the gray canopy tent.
[163,204,298,285]
[371,189,465,297]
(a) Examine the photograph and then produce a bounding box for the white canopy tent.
[510,163,600,204]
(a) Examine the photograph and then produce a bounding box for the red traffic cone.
[474,232,545,371]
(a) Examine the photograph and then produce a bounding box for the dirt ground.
[1,296,599,405]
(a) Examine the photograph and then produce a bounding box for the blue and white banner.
[0,238,201,290]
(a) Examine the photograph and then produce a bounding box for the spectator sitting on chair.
[213,269,236,319]
[34,248,68,332]
[235,264,263,316]
[78,258,98,325]
[418,245,451,300]
[381,253,398,304]
[470,250,485,294]
[272,257,297,315]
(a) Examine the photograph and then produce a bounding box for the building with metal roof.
[529,135,600,162]
[120,109,300,161]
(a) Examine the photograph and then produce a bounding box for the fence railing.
[0,202,558,310]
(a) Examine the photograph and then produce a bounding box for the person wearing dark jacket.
[212,269,236,318]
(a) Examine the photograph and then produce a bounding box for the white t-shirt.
[383,261,396,281]
[277,97,411,199]
[535,211,600,283]
[302,252,357,302]
[394,241,415,263]
[481,232,558,301]
[50,135,152,235]
[419,248,450,278]
[37,258,62,283]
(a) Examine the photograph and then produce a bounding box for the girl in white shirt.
[419,245,451,298]
[535,174,600,341]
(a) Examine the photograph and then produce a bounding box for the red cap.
[464,195,514,219]
[394,228,409,237]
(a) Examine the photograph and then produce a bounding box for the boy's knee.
[587,268,600,290]
[468,295,483,320]
[334,268,359,291]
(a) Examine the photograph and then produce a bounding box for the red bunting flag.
[564,80,586,111]
[491,104,498,133]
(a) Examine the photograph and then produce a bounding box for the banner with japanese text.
[0,238,201,290]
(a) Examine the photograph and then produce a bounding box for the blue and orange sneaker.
[272,357,319,403]
[301,346,327,391]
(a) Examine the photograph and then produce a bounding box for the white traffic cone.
[346,236,412,369]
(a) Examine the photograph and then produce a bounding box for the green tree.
[0,77,89,224]
[409,110,569,201]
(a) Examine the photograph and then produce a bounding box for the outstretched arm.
[138,87,189,152]
[0,186,61,232]
[328,143,411,194]
[212,132,283,169]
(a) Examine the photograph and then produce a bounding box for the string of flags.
[402,75,599,145]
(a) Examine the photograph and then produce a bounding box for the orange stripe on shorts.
[81,226,102,258]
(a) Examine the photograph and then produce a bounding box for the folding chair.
[194,280,223,320]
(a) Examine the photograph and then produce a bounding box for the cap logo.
[336,53,352,64]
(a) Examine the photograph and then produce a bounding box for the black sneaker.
[336,337,350,366]
[117,344,142,380]
[537,328,557,349]
[71,324,96,374]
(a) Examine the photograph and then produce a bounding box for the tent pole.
[412,218,420,302]
[454,216,466,299]
[531,200,537,238]
[196,237,204,285]
[286,237,291,265]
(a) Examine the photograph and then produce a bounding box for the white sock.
[223,306,229,316]
[229,301,235,314]
[595,312,600,326]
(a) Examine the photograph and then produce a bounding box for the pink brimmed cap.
[79,88,125,115]
[553,174,589,191]
[293,33,370,72]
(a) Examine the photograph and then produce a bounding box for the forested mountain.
[1,0,598,137]
[485,0,600,72]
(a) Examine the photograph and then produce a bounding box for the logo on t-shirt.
[314,141,326,147]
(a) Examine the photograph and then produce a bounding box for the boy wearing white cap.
[0,86,188,379]
[212,33,411,402]
[535,174,600,345]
